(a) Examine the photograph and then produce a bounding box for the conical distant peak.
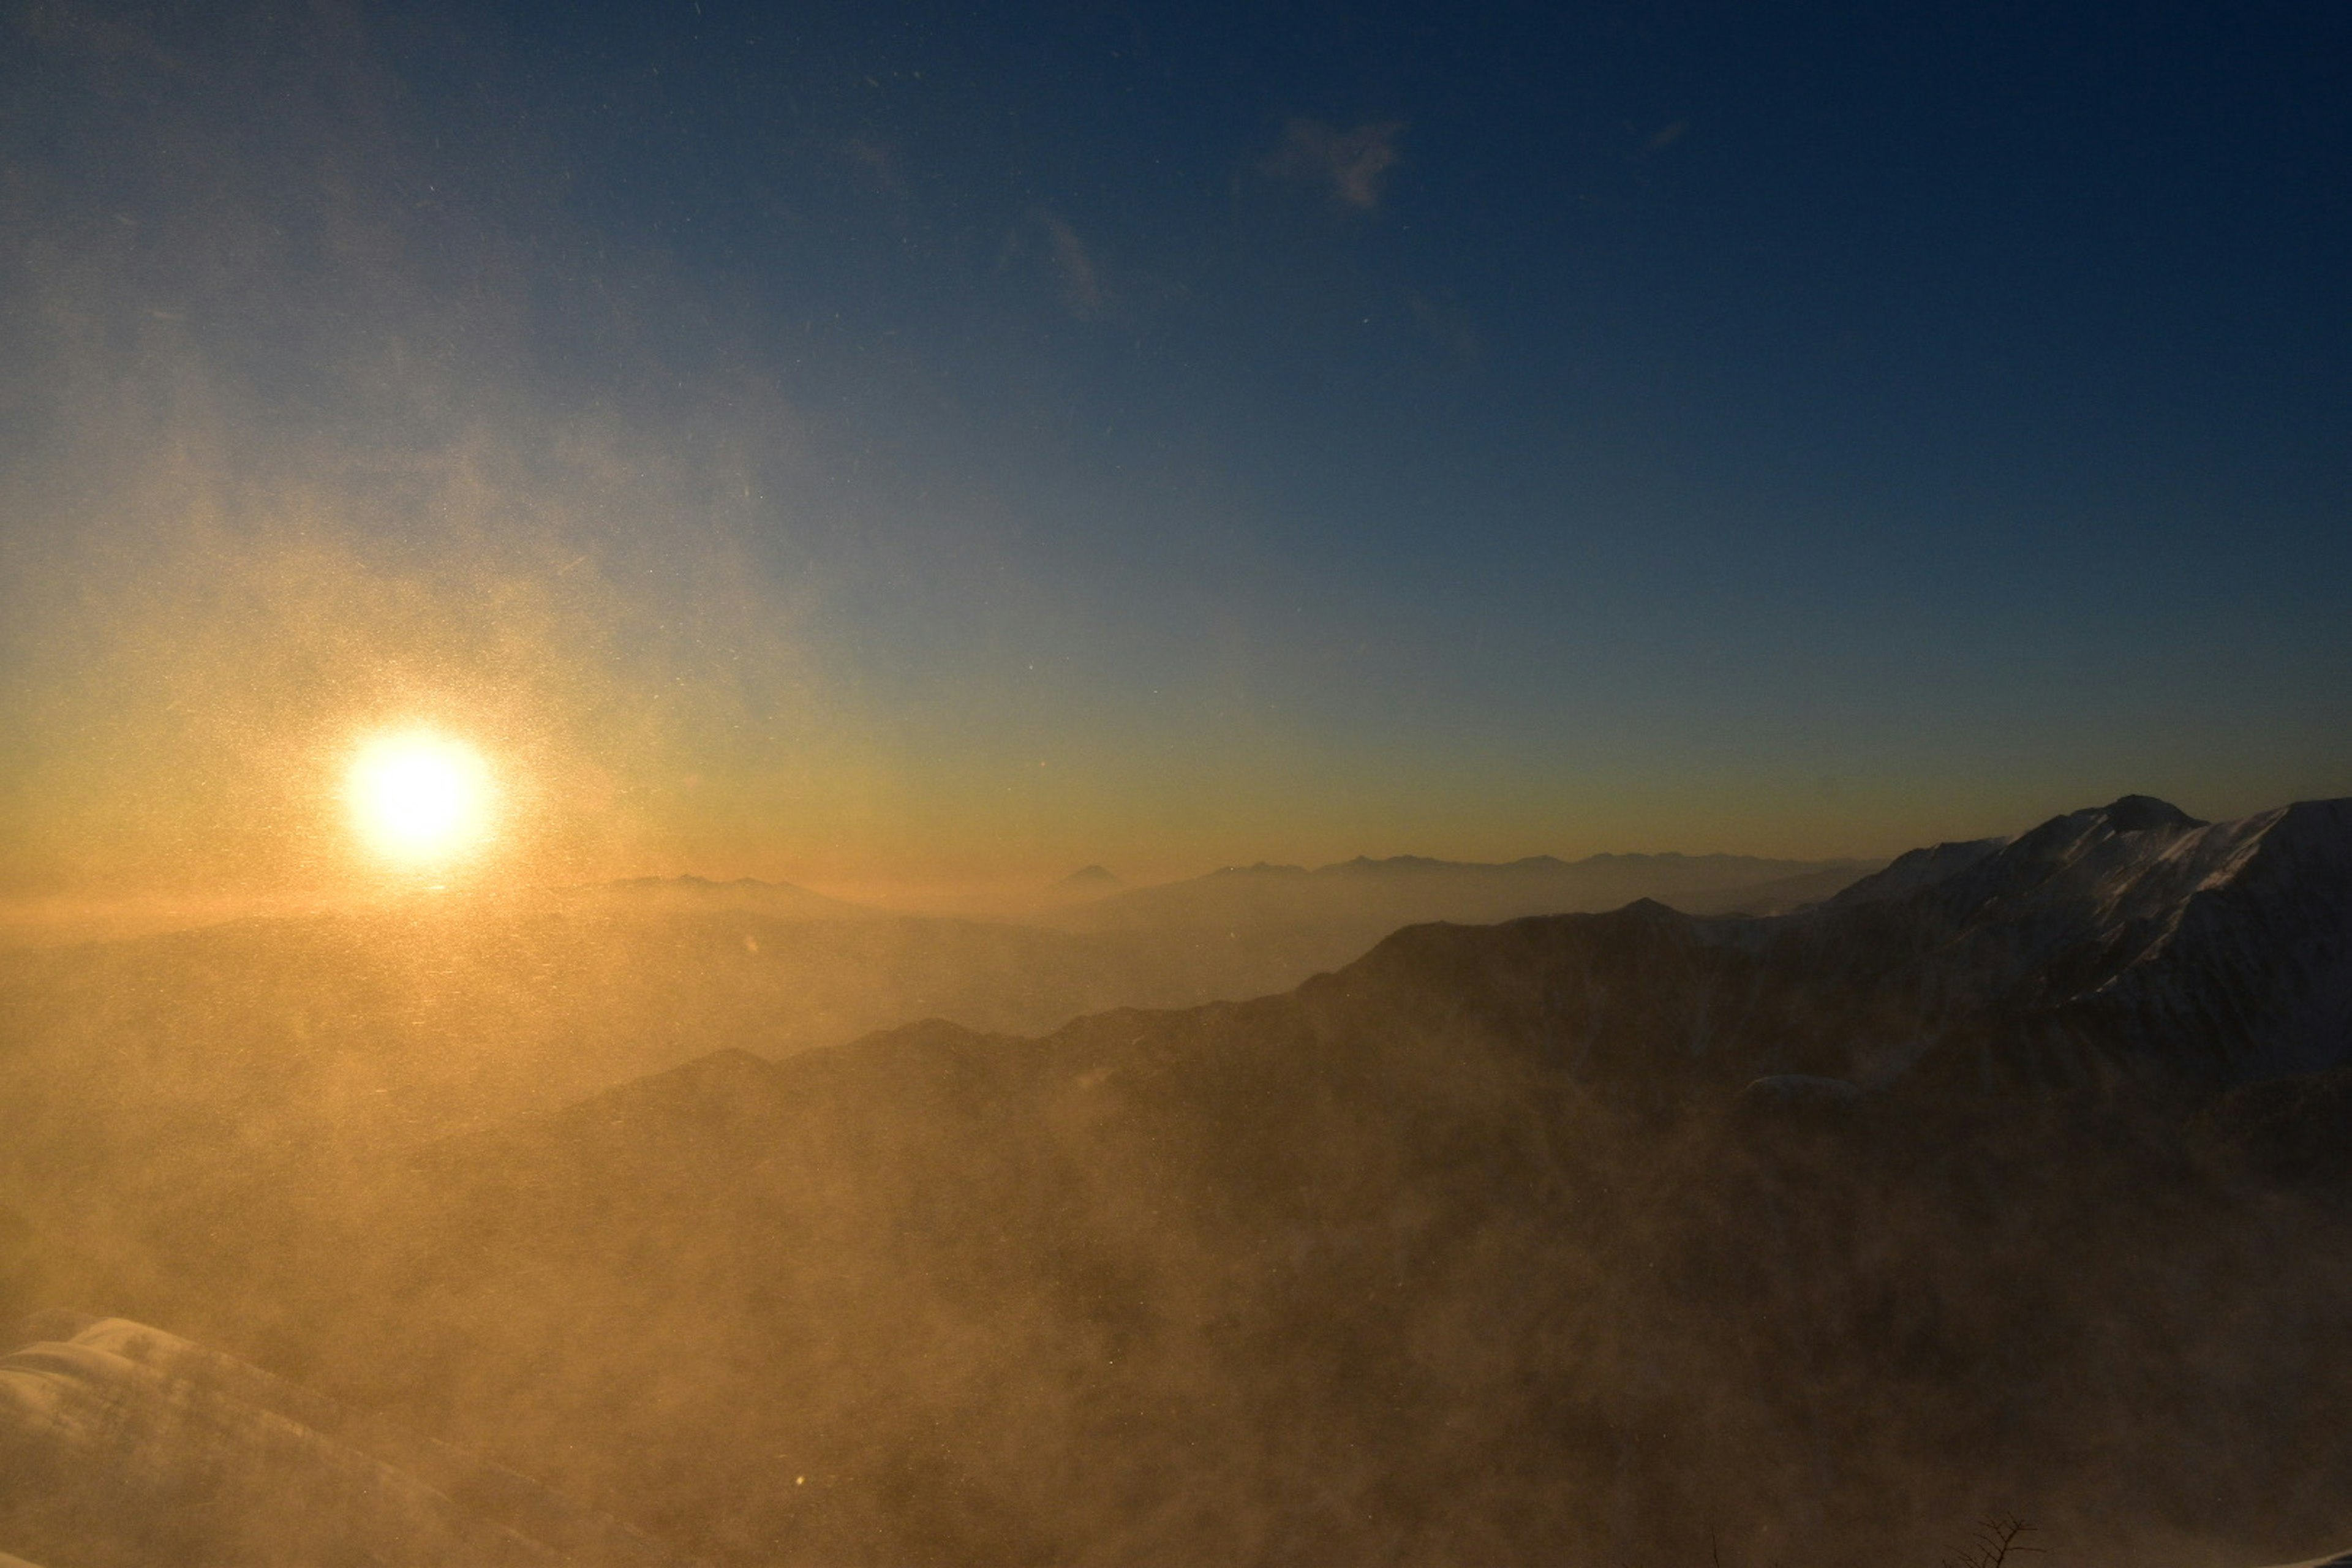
[2097,795,2206,833]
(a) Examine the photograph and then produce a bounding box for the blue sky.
[1,0,2346,891]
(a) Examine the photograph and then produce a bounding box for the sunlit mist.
[2,6,2350,1568]
[346,731,495,866]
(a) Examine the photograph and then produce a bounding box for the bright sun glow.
[347,731,495,864]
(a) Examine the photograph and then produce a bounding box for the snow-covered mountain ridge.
[1782,794,2352,1087]
[1314,794,2352,1099]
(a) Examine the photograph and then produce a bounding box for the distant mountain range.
[1041,847,1878,982]
[1059,847,1875,929]
[1291,793,2352,1104]
[0,846,1888,1223]
[6,796,2351,1567]
[553,874,886,921]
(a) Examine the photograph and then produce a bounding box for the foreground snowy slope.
[0,1315,693,1568]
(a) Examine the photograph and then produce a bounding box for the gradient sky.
[2,0,2348,900]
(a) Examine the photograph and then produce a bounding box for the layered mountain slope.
[0,900,1330,1223]
[55,796,2348,1568]
[0,845,1892,1230]
[13,796,2351,1568]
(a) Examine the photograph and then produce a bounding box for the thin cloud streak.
[1261,118,1405,211]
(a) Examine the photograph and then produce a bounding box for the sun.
[346,731,495,865]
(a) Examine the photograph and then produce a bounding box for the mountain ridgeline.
[0,848,1879,1213]
[1310,793,2352,1104]
[5,797,2352,1567]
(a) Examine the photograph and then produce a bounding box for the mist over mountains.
[1030,848,1877,992]
[0,846,1879,1210]
[4,799,2352,1566]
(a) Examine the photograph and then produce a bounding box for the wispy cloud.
[1036,209,1107,319]
[1260,118,1405,211]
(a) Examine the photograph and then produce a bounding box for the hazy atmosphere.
[5,0,2348,919]
[2,4,2350,1568]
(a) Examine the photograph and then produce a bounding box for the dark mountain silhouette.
[8,796,2343,1568]
[0,900,1336,1227]
[0,844,1896,1232]
[1053,865,1126,891]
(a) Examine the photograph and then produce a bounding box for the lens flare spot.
[347,732,494,864]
